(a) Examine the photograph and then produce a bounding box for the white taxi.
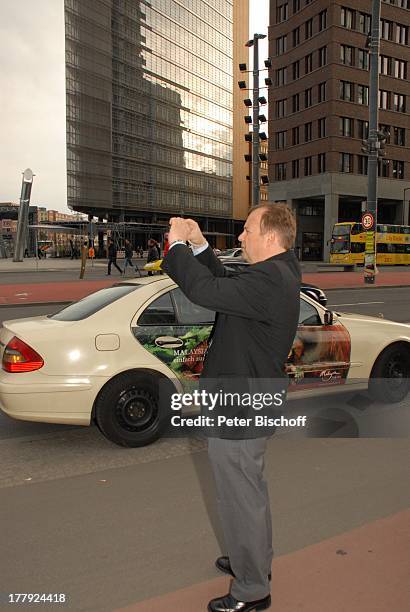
[0,276,409,446]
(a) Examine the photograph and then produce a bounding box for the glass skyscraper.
[65,0,245,240]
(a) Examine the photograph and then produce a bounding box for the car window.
[299,298,321,326]
[49,285,141,321]
[171,288,215,324]
[137,292,177,325]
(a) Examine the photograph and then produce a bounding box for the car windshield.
[49,284,141,321]
[330,240,350,254]
[219,248,239,256]
[332,224,351,236]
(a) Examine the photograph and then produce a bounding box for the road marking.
[328,301,385,307]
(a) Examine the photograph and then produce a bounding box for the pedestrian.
[123,239,134,275]
[106,238,123,275]
[163,232,170,257]
[163,203,301,612]
[146,239,160,276]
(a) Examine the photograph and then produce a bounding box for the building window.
[277,3,289,23]
[292,159,299,178]
[381,20,393,41]
[304,157,312,176]
[341,45,354,66]
[340,81,354,102]
[379,55,391,76]
[358,155,368,175]
[304,122,312,142]
[341,7,354,29]
[379,90,390,110]
[358,120,369,139]
[292,26,300,47]
[340,117,353,137]
[378,159,390,178]
[318,46,327,67]
[392,160,404,179]
[276,35,287,55]
[292,93,300,113]
[305,54,313,73]
[292,60,300,80]
[305,88,312,108]
[358,12,371,34]
[379,124,391,143]
[277,67,287,86]
[396,24,408,46]
[293,0,301,13]
[393,127,405,146]
[358,85,369,105]
[292,126,300,145]
[340,153,353,173]
[318,118,326,138]
[276,99,286,118]
[318,10,327,31]
[393,93,406,113]
[305,18,313,39]
[394,60,406,80]
[275,163,287,181]
[318,81,326,102]
[318,153,326,173]
[358,49,369,70]
[276,131,287,149]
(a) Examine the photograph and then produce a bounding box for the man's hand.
[168,217,190,243]
[185,219,207,248]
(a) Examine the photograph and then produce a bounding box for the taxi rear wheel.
[368,344,410,404]
[95,372,169,447]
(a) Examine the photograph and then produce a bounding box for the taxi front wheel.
[368,344,410,404]
[94,372,169,447]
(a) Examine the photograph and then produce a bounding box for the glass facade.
[65,0,234,219]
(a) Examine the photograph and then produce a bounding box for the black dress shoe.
[208,592,271,611]
[216,557,272,581]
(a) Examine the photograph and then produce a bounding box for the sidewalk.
[118,509,410,612]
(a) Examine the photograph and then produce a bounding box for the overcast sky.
[0,0,268,212]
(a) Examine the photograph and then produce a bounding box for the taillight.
[2,336,44,373]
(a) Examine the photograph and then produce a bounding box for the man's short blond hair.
[249,203,297,250]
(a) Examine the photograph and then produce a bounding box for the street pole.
[13,168,34,262]
[252,34,260,208]
[364,0,381,285]
[403,188,410,225]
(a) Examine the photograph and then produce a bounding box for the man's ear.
[266,230,277,245]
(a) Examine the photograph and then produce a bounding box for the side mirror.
[324,310,334,326]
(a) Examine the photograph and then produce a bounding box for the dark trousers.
[208,437,272,602]
[108,258,122,274]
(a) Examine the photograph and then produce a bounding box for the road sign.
[362,212,375,230]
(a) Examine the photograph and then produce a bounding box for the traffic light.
[361,139,370,154]
[376,130,388,157]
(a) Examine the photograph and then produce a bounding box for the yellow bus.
[330,222,410,265]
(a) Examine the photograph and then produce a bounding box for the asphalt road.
[1,286,409,611]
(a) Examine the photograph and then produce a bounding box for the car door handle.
[155,336,184,348]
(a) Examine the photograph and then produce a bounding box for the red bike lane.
[0,270,409,306]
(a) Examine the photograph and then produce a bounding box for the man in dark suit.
[162,204,301,612]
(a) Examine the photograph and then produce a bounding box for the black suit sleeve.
[162,244,280,321]
[194,245,227,277]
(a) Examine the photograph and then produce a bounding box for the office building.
[65,0,249,247]
[269,0,410,260]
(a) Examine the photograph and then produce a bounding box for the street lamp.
[13,168,35,262]
[243,33,267,207]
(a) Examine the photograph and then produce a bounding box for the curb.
[0,301,71,309]
[0,283,408,308]
[324,284,410,291]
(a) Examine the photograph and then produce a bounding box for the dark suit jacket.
[162,245,301,437]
